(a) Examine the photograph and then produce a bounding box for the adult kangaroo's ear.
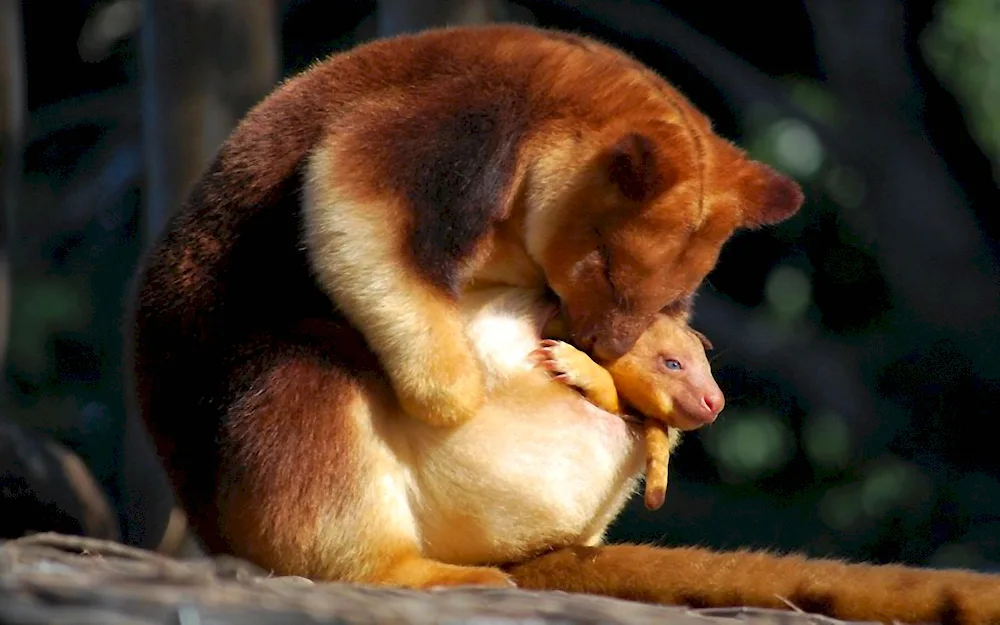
[737,160,804,228]
[602,121,686,204]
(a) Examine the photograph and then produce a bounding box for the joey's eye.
[663,358,682,371]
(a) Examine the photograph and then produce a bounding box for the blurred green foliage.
[702,409,797,484]
[8,278,91,379]
[923,0,1000,182]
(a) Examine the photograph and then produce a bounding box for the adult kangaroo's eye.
[663,358,682,371]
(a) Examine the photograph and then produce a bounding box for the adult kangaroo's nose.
[592,333,637,361]
[590,311,650,361]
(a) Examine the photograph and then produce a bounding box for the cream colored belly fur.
[358,287,644,566]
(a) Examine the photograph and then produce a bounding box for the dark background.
[3,0,999,571]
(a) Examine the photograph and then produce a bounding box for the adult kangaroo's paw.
[393,355,486,429]
[380,556,517,590]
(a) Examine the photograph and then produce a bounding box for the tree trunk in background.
[140,0,279,243]
[377,0,510,36]
[0,0,24,375]
[124,0,280,550]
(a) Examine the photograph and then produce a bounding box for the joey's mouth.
[620,413,644,427]
[627,409,717,432]
[670,409,718,431]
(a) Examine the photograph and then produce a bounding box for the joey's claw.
[531,340,584,388]
[533,339,617,413]
[528,347,553,366]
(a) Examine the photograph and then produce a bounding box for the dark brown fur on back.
[367,88,531,291]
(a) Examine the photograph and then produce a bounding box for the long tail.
[506,544,1000,625]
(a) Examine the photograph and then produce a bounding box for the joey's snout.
[682,383,724,428]
[699,387,725,422]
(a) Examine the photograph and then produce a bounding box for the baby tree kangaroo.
[513,330,1000,625]
[535,310,722,510]
[519,315,1000,625]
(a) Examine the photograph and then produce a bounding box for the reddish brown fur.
[130,22,795,550]
[218,351,363,576]
[121,24,1000,625]
[507,545,1000,625]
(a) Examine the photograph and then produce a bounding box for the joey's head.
[528,118,803,363]
[601,313,723,431]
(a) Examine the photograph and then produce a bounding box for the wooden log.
[0,533,870,625]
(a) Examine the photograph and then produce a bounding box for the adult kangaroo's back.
[127,52,341,551]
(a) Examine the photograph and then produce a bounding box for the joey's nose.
[701,392,724,419]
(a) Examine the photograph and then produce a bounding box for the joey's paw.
[530,339,590,389]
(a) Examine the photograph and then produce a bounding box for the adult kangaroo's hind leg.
[507,544,1000,625]
[214,342,511,589]
[379,556,515,589]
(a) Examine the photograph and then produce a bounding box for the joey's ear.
[737,161,805,227]
[690,328,713,352]
[603,124,682,203]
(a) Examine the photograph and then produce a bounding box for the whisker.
[720,391,748,403]
[709,347,733,363]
